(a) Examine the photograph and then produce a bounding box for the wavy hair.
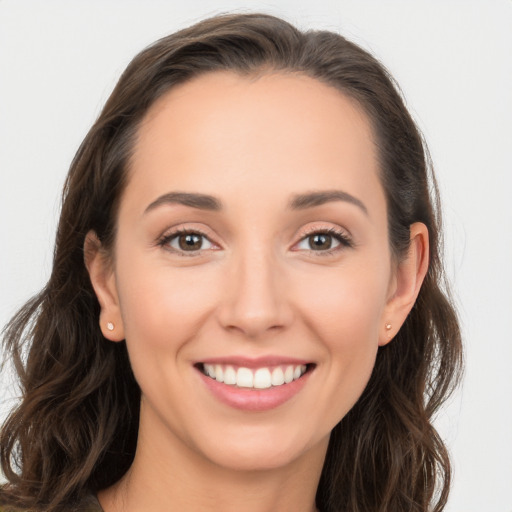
[1,12,462,512]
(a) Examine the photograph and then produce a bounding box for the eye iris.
[310,234,332,250]
[179,233,202,250]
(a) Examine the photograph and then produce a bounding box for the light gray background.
[1,1,511,511]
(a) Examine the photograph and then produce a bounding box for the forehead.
[125,71,382,215]
[135,70,375,157]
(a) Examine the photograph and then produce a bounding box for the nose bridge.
[218,237,292,338]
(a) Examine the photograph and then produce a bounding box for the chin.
[194,426,328,472]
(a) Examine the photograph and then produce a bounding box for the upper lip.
[196,356,312,369]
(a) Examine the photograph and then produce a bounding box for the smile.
[200,363,308,389]
[196,359,314,411]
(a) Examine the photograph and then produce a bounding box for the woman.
[0,12,462,512]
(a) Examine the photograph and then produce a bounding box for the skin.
[86,71,428,512]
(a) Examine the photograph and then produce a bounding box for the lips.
[195,357,314,411]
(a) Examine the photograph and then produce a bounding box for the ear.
[379,222,429,346]
[84,231,125,342]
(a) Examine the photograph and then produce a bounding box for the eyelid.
[299,224,351,238]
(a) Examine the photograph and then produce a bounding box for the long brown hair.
[1,12,462,512]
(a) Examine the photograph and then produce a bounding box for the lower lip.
[197,368,312,411]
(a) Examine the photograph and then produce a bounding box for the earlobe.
[379,222,429,346]
[84,231,125,342]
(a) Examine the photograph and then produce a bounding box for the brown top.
[76,494,104,512]
[0,494,103,512]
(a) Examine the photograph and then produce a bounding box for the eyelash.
[157,226,353,257]
[297,227,354,256]
[157,228,216,258]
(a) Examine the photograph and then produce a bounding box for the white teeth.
[223,365,237,385]
[271,367,285,386]
[253,368,272,389]
[202,363,308,389]
[215,364,224,383]
[236,367,253,388]
[205,364,215,378]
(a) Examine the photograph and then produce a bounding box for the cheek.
[308,292,381,386]
[113,257,222,426]
[115,259,219,350]
[290,261,389,407]
[293,260,389,344]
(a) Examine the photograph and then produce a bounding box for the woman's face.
[90,71,416,472]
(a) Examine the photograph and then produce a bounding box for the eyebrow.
[144,192,222,214]
[289,190,368,215]
[144,189,367,215]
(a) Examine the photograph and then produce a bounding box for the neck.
[98,404,327,512]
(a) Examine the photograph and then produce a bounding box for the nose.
[216,246,294,339]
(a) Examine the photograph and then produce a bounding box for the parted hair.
[0,12,462,512]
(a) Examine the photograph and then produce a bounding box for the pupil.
[311,234,331,250]
[179,234,202,250]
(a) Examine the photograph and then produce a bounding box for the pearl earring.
[385,323,392,331]
[107,322,115,331]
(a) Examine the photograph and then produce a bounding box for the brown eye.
[308,234,334,251]
[178,233,203,251]
[294,228,352,254]
[301,233,340,251]
[164,231,214,253]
